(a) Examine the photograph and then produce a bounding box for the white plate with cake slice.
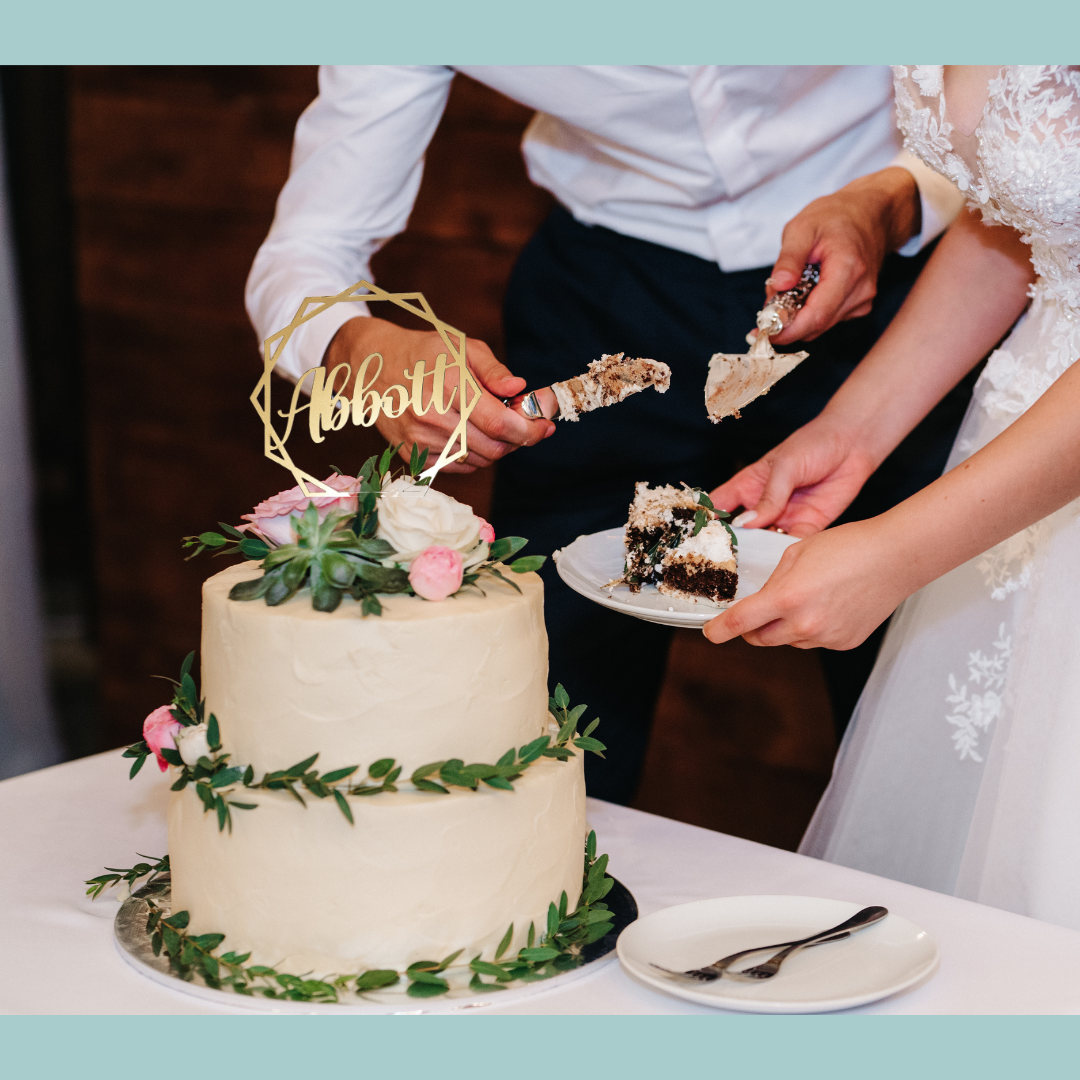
[554,526,799,628]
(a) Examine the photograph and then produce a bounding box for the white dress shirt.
[246,65,963,383]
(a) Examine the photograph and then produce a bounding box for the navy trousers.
[490,206,973,804]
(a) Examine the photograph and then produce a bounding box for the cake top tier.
[201,560,550,773]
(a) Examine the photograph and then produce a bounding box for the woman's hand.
[702,518,915,650]
[709,415,877,537]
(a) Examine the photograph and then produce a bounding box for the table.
[4,751,1079,1014]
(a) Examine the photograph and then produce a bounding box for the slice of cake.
[621,481,738,603]
[552,353,671,421]
[658,519,738,603]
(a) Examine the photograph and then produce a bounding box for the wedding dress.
[800,66,1080,929]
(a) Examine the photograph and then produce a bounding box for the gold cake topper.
[252,281,481,496]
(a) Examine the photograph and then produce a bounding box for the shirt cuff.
[274,299,370,390]
[891,149,966,256]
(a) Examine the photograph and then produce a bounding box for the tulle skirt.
[800,283,1080,930]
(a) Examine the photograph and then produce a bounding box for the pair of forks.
[653,905,888,984]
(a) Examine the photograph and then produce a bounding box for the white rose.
[176,723,212,766]
[376,478,482,565]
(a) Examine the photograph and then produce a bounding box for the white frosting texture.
[169,753,586,973]
[663,519,736,568]
[200,561,550,774]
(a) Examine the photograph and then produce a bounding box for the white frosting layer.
[201,562,549,774]
[168,753,586,973]
[663,519,736,568]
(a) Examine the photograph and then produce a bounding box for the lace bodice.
[894,66,1080,312]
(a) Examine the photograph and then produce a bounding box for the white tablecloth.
[4,751,1079,1014]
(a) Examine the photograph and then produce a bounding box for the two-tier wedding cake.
[93,448,616,1002]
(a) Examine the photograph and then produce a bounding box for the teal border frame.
[1,0,1077,63]
[4,1014,1077,1078]
[4,0,1078,1066]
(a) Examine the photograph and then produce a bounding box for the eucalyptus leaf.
[320,766,359,784]
[510,555,546,573]
[210,767,243,789]
[332,789,354,825]
[495,923,514,960]
[518,946,559,962]
[356,969,399,991]
[413,778,450,794]
[285,754,320,775]
[488,536,528,561]
[407,970,449,987]
[238,537,269,560]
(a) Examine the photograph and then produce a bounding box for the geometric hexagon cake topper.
[252,279,482,497]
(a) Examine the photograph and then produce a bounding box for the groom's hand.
[768,167,921,345]
[325,316,554,472]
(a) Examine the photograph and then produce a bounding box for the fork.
[653,905,888,984]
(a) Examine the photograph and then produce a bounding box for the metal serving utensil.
[704,263,821,422]
[652,904,888,984]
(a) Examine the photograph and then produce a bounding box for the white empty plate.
[617,895,938,1013]
[554,526,799,627]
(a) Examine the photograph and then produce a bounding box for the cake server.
[704,263,820,422]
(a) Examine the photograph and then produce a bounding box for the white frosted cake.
[95,453,616,1002]
[169,562,585,974]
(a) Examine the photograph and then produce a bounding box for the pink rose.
[143,705,182,772]
[476,517,496,544]
[408,545,464,602]
[238,474,361,547]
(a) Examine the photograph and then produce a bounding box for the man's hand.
[709,415,876,538]
[325,316,554,472]
[769,167,921,346]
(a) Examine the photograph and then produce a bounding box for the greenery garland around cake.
[122,654,606,833]
[182,442,544,615]
[86,831,616,1002]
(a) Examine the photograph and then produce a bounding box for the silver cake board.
[114,874,638,1014]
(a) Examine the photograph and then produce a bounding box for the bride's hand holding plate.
[701,518,916,651]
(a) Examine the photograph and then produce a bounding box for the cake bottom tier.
[168,754,586,974]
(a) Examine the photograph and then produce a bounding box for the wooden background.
[66,66,835,850]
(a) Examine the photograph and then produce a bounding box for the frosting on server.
[201,562,550,774]
[169,754,586,972]
[172,560,586,973]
